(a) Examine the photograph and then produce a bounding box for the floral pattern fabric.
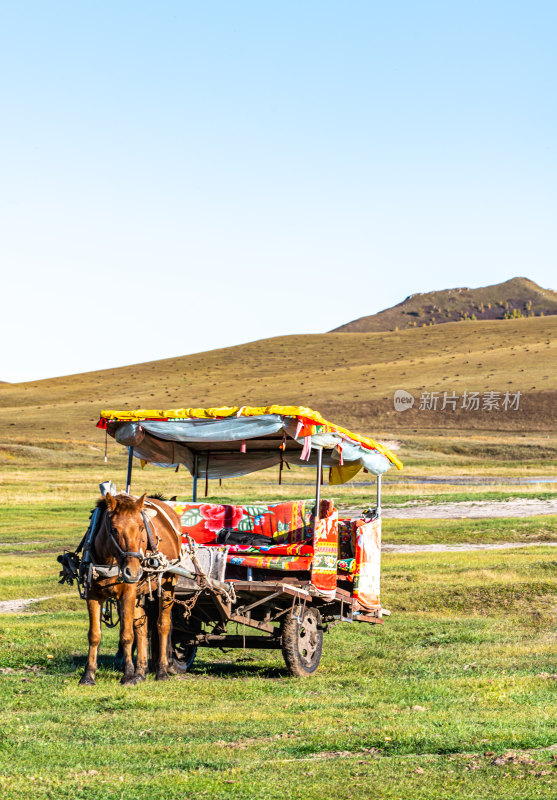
[337,557,356,574]
[167,499,319,545]
[167,499,381,606]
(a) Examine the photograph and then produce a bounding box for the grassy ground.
[1,433,557,509]
[2,433,557,797]
[2,547,557,799]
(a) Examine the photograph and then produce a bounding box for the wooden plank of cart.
[99,405,403,676]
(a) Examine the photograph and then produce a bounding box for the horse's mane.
[94,495,136,513]
[94,492,167,512]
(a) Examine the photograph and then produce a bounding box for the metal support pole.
[314,447,323,525]
[126,446,133,494]
[192,453,198,502]
[376,474,382,515]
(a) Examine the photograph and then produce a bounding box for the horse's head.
[104,492,155,584]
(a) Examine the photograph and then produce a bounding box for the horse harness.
[58,500,181,598]
[58,497,233,627]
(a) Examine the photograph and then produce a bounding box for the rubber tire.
[169,602,200,674]
[171,642,197,674]
[281,605,323,677]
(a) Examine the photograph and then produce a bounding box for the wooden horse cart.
[66,405,402,677]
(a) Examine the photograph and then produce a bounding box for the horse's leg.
[79,598,102,686]
[156,590,174,681]
[132,600,148,683]
[120,587,138,685]
[113,601,125,669]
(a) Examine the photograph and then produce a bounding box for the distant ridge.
[331,277,557,333]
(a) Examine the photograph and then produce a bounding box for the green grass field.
[2,546,557,799]
[2,440,557,798]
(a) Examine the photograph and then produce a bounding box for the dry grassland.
[0,316,555,444]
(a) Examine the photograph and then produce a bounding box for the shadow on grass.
[42,653,121,677]
[189,659,288,679]
[70,653,119,669]
[62,653,288,680]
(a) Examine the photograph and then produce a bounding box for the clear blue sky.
[1,1,556,382]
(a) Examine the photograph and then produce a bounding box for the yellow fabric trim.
[100,404,403,469]
[329,463,363,485]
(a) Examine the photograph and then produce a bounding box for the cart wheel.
[169,602,200,674]
[281,605,323,677]
[171,641,197,674]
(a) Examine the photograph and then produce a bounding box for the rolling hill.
[332,277,557,333]
[0,315,555,443]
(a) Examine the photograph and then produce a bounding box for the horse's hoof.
[79,675,95,686]
[156,670,169,682]
[121,673,144,686]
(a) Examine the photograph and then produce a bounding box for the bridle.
[98,501,178,585]
[104,511,157,566]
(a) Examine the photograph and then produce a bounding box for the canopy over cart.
[98,403,401,492]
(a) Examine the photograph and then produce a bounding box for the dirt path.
[343,498,557,519]
[382,541,557,554]
[0,597,50,614]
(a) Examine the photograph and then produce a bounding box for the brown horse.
[79,492,182,686]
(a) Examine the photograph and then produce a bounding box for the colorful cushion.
[226,554,313,572]
[337,557,356,574]
[168,499,325,545]
[225,542,314,556]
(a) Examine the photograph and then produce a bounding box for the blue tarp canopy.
[110,414,392,480]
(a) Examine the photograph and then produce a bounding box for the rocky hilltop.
[332,278,557,332]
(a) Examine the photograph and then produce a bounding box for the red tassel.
[240,440,246,453]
